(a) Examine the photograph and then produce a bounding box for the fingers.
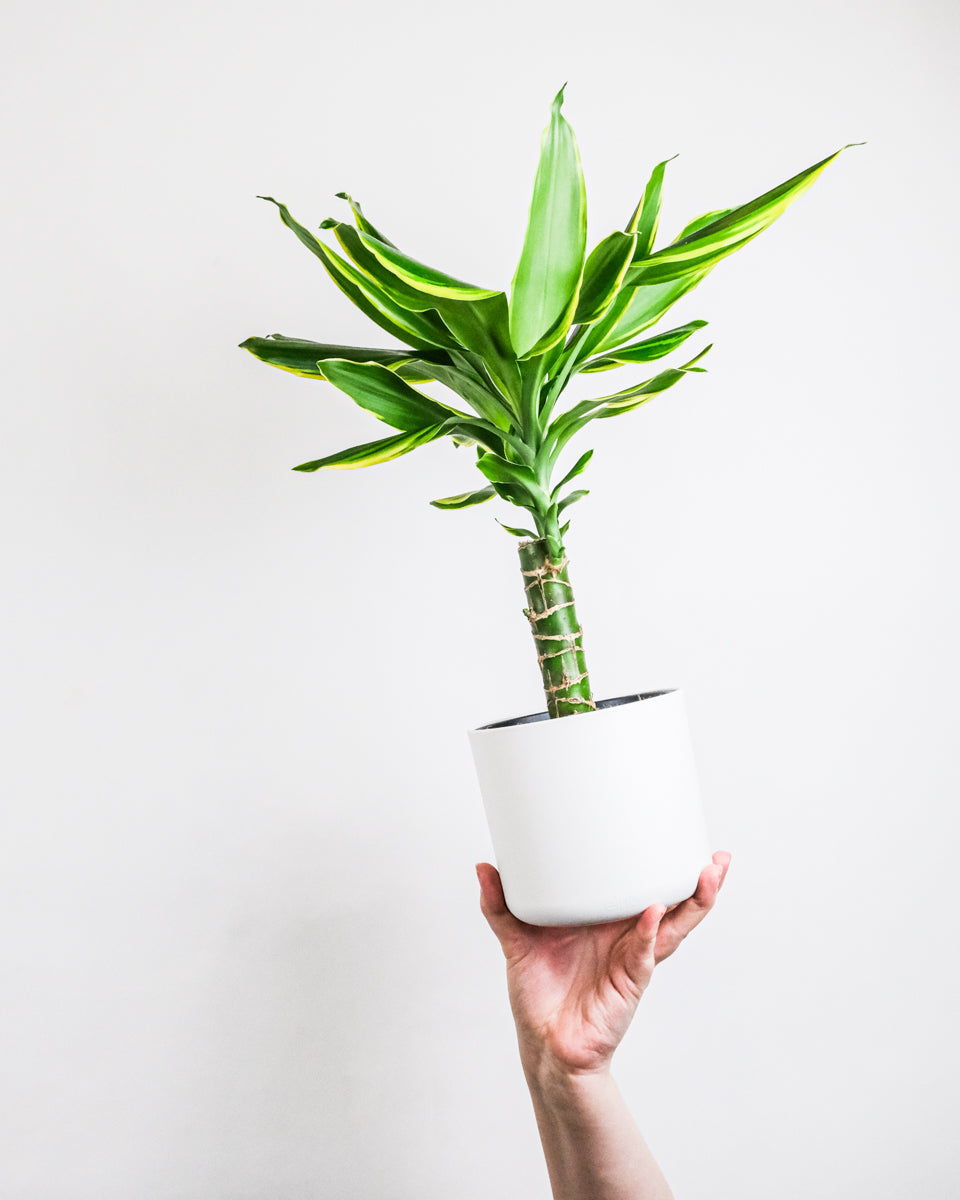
[713,849,732,889]
[655,850,731,962]
[475,862,524,948]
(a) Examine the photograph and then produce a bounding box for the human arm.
[477,851,731,1200]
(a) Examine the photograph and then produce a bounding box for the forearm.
[522,1058,674,1200]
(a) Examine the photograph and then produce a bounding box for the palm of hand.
[505,917,655,1073]
[478,852,730,1075]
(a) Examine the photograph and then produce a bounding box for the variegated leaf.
[579,320,708,373]
[321,359,465,430]
[293,424,445,471]
[429,486,497,509]
[509,86,587,358]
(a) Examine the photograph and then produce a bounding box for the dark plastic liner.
[478,689,675,731]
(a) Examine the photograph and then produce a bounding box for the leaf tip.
[551,83,568,113]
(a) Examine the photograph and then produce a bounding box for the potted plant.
[242,87,857,925]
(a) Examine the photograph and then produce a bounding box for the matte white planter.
[469,690,711,926]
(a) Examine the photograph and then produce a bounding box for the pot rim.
[475,688,676,732]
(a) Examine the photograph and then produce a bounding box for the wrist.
[519,1044,614,1098]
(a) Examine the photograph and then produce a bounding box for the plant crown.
[243,87,857,552]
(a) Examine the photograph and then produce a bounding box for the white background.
[2,0,958,1196]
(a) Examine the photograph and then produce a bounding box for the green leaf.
[412,357,512,425]
[497,519,539,539]
[557,488,589,513]
[328,221,439,312]
[509,86,587,358]
[476,453,551,511]
[627,155,676,257]
[595,345,711,416]
[335,192,396,246]
[240,335,433,380]
[674,208,737,241]
[441,417,508,458]
[429,486,497,510]
[325,216,521,409]
[573,231,638,325]
[258,197,456,351]
[625,146,859,287]
[320,359,465,430]
[579,320,708,373]
[586,270,713,358]
[489,479,541,513]
[551,448,594,496]
[475,453,541,491]
[293,424,445,471]
[358,231,499,301]
[435,294,523,409]
[549,348,711,448]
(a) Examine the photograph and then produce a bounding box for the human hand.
[477,852,731,1080]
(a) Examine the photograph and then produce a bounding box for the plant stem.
[518,538,596,719]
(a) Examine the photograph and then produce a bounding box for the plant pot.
[469,689,711,926]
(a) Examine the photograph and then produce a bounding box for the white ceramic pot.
[469,689,711,926]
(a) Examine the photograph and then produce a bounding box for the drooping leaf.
[240,335,434,380]
[625,146,859,287]
[573,231,638,324]
[293,424,445,471]
[497,519,539,539]
[321,359,465,430]
[579,320,709,373]
[509,86,587,358]
[429,486,497,509]
[627,155,676,257]
[325,216,521,408]
[358,231,500,301]
[328,221,440,312]
[258,197,456,351]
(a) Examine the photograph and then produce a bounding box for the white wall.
[2,0,958,1196]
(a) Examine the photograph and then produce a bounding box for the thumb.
[476,862,524,948]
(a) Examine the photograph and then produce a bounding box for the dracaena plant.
[243,87,856,719]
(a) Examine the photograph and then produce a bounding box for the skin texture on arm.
[477,851,731,1200]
